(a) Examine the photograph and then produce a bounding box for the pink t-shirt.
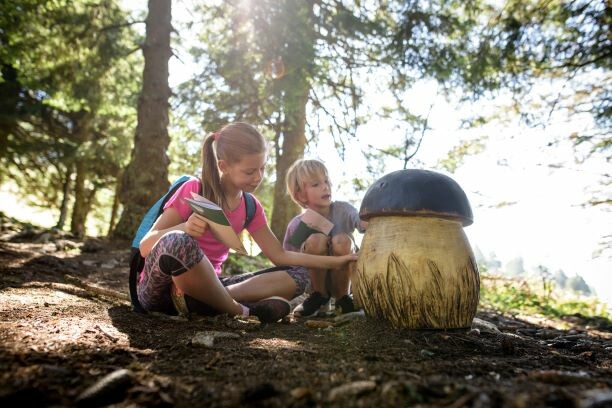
[163,177,268,275]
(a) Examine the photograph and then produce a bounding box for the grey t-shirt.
[282,201,364,252]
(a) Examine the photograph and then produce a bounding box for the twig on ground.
[64,274,130,303]
[95,324,119,343]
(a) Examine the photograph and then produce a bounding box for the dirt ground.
[0,226,611,407]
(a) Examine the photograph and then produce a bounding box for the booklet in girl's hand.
[184,193,247,255]
[289,209,334,248]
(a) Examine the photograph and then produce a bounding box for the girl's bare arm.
[139,207,208,257]
[251,225,357,269]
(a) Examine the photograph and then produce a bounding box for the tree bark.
[106,170,122,237]
[270,88,308,239]
[269,2,315,240]
[69,113,94,238]
[55,165,73,230]
[113,0,172,239]
[70,160,97,238]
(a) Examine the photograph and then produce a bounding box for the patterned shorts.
[137,231,308,314]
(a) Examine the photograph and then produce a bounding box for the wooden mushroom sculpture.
[353,169,479,329]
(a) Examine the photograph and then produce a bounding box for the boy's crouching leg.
[331,233,352,256]
[303,233,329,255]
[330,233,355,314]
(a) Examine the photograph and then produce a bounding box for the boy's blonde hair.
[285,159,330,208]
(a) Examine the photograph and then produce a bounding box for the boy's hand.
[185,213,209,237]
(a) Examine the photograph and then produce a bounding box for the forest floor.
[0,217,611,407]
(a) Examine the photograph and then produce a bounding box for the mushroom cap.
[359,169,473,226]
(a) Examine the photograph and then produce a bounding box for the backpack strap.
[243,192,256,229]
[131,175,194,248]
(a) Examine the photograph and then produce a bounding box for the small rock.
[473,392,493,408]
[76,368,133,407]
[471,318,500,334]
[469,328,480,336]
[334,309,366,325]
[192,331,240,348]
[82,260,97,267]
[328,380,377,401]
[576,389,612,408]
[420,349,435,358]
[290,387,312,399]
[305,319,334,329]
[100,259,118,269]
[55,239,81,251]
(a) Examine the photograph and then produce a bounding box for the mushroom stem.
[354,216,479,329]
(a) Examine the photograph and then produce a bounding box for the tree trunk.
[270,90,308,239]
[55,165,73,230]
[106,171,122,237]
[70,160,97,238]
[68,112,94,238]
[269,2,315,240]
[113,0,172,239]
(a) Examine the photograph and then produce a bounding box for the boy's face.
[298,174,332,210]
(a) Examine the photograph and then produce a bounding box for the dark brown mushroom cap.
[359,169,473,226]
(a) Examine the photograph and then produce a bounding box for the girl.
[137,122,357,323]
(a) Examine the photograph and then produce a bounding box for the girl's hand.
[185,213,209,237]
[333,253,359,267]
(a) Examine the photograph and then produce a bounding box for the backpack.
[128,175,257,313]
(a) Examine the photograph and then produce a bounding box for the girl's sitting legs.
[138,231,243,315]
[186,266,306,322]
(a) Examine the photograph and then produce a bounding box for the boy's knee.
[331,234,352,256]
[303,233,329,255]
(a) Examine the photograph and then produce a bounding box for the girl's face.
[220,153,267,193]
[298,174,332,209]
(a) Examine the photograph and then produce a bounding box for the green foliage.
[480,272,610,321]
[393,0,610,160]
[222,253,273,276]
[0,0,142,234]
[437,136,487,173]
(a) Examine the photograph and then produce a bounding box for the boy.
[283,159,366,317]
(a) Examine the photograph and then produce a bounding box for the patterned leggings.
[137,231,308,314]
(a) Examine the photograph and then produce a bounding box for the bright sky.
[312,81,611,306]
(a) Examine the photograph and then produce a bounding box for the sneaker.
[246,296,291,323]
[293,292,330,318]
[335,295,356,315]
